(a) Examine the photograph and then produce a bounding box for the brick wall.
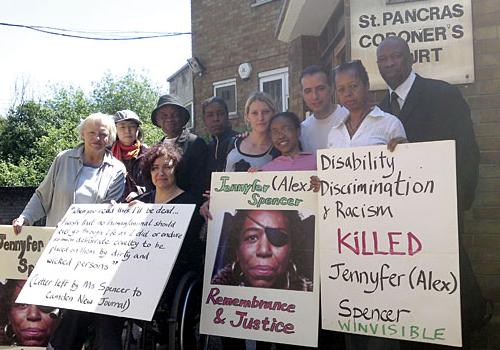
[192,0,499,347]
[191,0,289,134]
[287,36,321,117]
[463,1,500,348]
[346,0,500,347]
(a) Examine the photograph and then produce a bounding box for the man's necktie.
[390,91,401,117]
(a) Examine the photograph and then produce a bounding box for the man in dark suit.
[376,36,486,350]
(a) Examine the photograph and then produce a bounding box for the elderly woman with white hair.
[13,112,126,231]
[12,112,126,350]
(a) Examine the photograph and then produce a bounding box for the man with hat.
[151,94,208,198]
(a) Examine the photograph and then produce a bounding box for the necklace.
[345,107,372,137]
[155,187,184,204]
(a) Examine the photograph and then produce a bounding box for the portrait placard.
[0,226,57,348]
[318,141,461,346]
[0,226,54,279]
[200,171,319,347]
[1,278,58,348]
[16,203,195,321]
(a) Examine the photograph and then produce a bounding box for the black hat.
[151,94,190,127]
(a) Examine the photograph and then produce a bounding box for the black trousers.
[50,310,124,350]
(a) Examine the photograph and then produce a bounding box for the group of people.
[4,35,486,350]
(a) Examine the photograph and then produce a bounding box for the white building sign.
[350,0,474,90]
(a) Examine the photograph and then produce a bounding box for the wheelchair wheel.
[169,271,208,350]
[122,271,208,350]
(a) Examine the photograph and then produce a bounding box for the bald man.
[377,36,486,350]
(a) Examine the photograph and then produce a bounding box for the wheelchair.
[123,270,209,350]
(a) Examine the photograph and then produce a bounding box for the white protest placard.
[17,203,195,321]
[0,226,54,279]
[350,0,474,90]
[201,172,319,347]
[318,141,461,346]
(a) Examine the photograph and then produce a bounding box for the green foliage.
[0,70,162,186]
[0,101,56,163]
[46,86,92,127]
[90,70,163,146]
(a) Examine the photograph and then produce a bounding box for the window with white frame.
[213,79,237,117]
[258,67,289,112]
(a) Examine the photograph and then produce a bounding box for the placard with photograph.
[0,226,56,348]
[200,171,319,347]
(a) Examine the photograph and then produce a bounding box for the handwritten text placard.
[17,203,195,321]
[318,141,461,346]
[0,225,54,279]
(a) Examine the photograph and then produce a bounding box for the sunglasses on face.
[245,214,290,247]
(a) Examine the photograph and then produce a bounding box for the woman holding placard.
[130,143,203,348]
[327,60,406,150]
[12,113,126,350]
[134,142,204,267]
[312,60,406,350]
[310,61,406,190]
[258,111,316,171]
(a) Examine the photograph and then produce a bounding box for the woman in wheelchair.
[130,143,205,349]
[135,142,204,271]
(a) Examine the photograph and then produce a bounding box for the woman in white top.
[326,60,406,350]
[224,91,278,172]
[327,59,406,148]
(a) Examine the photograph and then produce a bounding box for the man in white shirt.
[300,65,349,153]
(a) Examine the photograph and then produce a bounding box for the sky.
[0,0,192,114]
